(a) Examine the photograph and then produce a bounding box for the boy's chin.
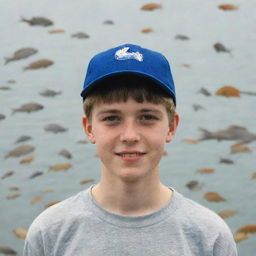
[114,168,154,184]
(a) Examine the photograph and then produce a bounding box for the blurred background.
[1,0,256,255]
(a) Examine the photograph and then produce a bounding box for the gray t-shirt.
[23,186,237,256]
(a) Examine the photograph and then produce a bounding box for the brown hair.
[83,74,175,123]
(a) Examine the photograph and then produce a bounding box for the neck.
[91,175,172,216]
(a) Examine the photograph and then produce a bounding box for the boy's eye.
[140,114,158,121]
[102,116,120,122]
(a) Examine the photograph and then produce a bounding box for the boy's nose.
[120,121,140,143]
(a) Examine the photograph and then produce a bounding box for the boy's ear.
[166,112,179,143]
[82,116,96,144]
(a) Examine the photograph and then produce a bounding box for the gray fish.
[0,113,6,120]
[77,139,89,144]
[12,102,44,114]
[39,89,62,97]
[71,32,90,39]
[199,125,256,144]
[44,124,68,133]
[59,149,72,159]
[4,47,38,64]
[175,34,190,40]
[186,180,203,190]
[192,104,205,111]
[197,87,211,96]
[0,245,17,255]
[7,79,16,84]
[14,135,32,144]
[6,193,21,200]
[219,158,234,164]
[29,171,43,179]
[103,20,114,25]
[5,144,35,158]
[240,91,256,96]
[21,16,53,26]
[1,171,14,179]
[214,42,231,54]
[0,86,11,90]
[24,59,54,70]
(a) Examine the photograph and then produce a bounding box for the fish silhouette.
[199,125,256,144]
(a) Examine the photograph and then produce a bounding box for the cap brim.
[81,71,176,105]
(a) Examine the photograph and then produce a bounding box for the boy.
[24,44,238,255]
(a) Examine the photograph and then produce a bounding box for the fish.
[197,87,211,96]
[20,155,34,164]
[213,42,232,54]
[71,32,90,39]
[204,192,226,202]
[240,90,256,96]
[1,171,14,179]
[80,178,95,185]
[234,233,251,243]
[44,124,68,133]
[13,227,27,239]
[141,3,162,11]
[59,149,72,159]
[31,196,43,204]
[45,201,60,208]
[141,28,153,33]
[185,180,203,190]
[103,20,114,25]
[24,59,54,70]
[218,4,238,11]
[39,89,62,97]
[236,225,256,234]
[175,34,190,40]
[48,29,65,34]
[42,188,54,193]
[180,64,191,68]
[218,209,237,219]
[14,135,32,144]
[6,193,21,200]
[251,173,256,179]
[0,86,11,90]
[29,171,43,179]
[4,48,38,64]
[0,246,17,255]
[0,113,6,120]
[182,138,199,144]
[196,168,214,174]
[230,143,252,154]
[215,86,240,97]
[219,158,234,164]
[49,163,72,171]
[77,139,89,144]
[21,16,53,26]
[5,144,35,158]
[12,102,44,114]
[7,79,16,84]
[9,186,20,191]
[192,104,205,111]
[198,125,256,144]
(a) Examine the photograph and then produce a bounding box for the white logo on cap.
[115,47,143,62]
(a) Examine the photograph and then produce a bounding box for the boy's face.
[82,97,179,183]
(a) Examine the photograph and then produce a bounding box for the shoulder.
[172,189,233,234]
[27,189,89,237]
[169,189,237,255]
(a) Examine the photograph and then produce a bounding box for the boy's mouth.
[115,152,146,157]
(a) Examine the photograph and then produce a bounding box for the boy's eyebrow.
[139,108,163,115]
[96,108,163,116]
[96,109,120,116]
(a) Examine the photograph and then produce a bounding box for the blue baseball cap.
[81,44,176,105]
